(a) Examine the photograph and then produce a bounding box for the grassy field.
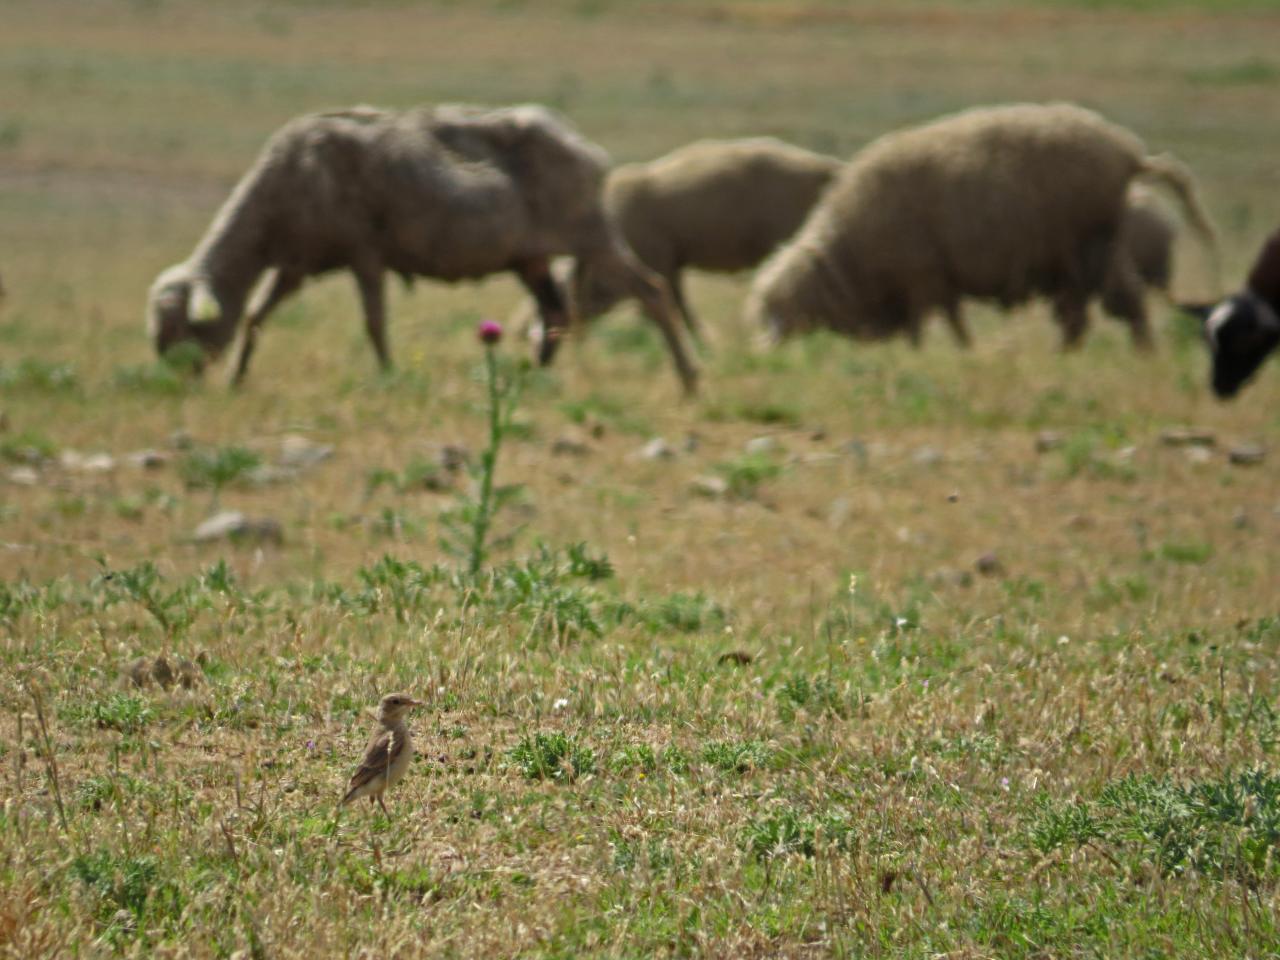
[2,0,1280,956]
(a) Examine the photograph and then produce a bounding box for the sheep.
[745,103,1218,353]
[1092,186,1180,349]
[1119,187,1177,296]
[942,187,1179,348]
[1182,228,1280,397]
[514,138,842,345]
[146,104,699,393]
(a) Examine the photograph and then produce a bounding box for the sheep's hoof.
[678,371,701,399]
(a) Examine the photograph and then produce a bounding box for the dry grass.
[1,0,1279,956]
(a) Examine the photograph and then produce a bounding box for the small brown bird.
[341,692,425,815]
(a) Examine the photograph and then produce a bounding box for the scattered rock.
[745,436,781,456]
[930,567,973,588]
[827,497,852,529]
[59,450,116,473]
[1229,443,1265,466]
[682,432,702,454]
[168,429,194,450]
[193,510,284,545]
[551,429,592,457]
[946,491,960,503]
[798,451,840,466]
[690,475,729,498]
[809,428,828,442]
[6,466,38,486]
[127,449,168,470]
[583,416,607,440]
[1184,446,1214,465]
[975,552,1004,576]
[1034,430,1064,453]
[1233,509,1250,530]
[638,437,675,461]
[843,439,869,466]
[278,434,334,470]
[912,446,943,467]
[717,650,754,665]
[1160,427,1216,447]
[244,464,295,486]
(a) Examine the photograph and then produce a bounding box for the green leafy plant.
[507,731,595,782]
[702,739,772,774]
[350,554,442,623]
[63,694,155,734]
[178,445,261,505]
[1030,769,1280,884]
[744,809,857,862]
[439,320,527,577]
[0,428,57,464]
[0,357,78,393]
[93,560,206,638]
[713,451,783,499]
[71,851,183,945]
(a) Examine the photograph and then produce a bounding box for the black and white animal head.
[145,264,226,366]
[1192,293,1280,398]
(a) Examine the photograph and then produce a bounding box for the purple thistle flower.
[478,319,503,345]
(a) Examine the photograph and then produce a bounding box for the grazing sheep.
[746,103,1218,352]
[1183,228,1280,397]
[1093,186,1180,349]
[147,104,698,393]
[1120,187,1177,295]
[515,138,841,344]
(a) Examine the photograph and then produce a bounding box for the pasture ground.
[1,1,1279,956]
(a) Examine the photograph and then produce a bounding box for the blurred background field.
[1,1,1279,956]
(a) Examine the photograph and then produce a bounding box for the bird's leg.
[377,795,390,817]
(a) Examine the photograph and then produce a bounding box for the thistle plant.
[440,319,525,577]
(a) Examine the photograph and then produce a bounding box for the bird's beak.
[408,697,426,708]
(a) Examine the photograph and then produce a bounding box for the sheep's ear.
[189,281,220,323]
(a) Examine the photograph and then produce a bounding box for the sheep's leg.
[518,259,570,366]
[630,271,700,396]
[354,266,392,371]
[1100,255,1154,352]
[231,269,303,385]
[577,240,699,394]
[667,271,708,351]
[1053,290,1090,350]
[944,303,973,349]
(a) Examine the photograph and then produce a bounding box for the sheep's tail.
[1138,153,1222,296]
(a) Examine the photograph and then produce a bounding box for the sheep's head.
[744,248,825,343]
[146,265,231,369]
[1190,293,1280,398]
